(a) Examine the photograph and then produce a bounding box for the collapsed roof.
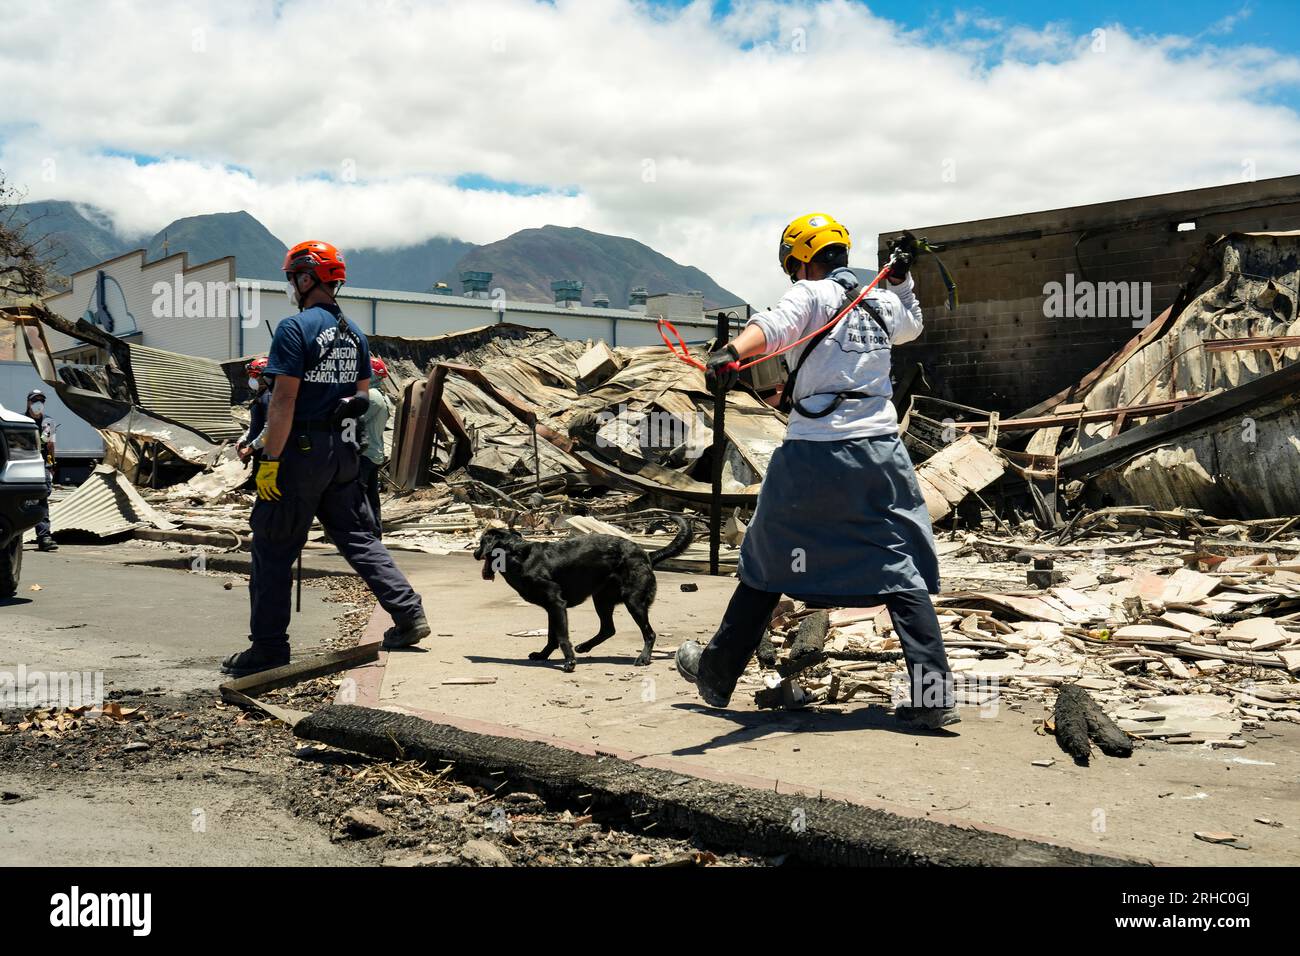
[372,323,789,504]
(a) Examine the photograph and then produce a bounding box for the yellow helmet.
[779,212,851,278]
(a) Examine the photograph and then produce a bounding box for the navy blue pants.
[249,431,423,649]
[699,582,954,708]
[358,456,382,534]
[35,468,52,539]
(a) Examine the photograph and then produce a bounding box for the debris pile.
[376,322,786,505]
[909,231,1300,524]
[746,527,1300,747]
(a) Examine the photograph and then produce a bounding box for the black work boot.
[37,537,58,552]
[383,612,431,650]
[674,640,732,708]
[221,644,290,678]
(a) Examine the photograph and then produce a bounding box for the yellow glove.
[255,459,282,501]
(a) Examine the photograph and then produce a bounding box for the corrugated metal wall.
[125,343,242,441]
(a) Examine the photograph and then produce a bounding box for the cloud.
[0,0,1297,306]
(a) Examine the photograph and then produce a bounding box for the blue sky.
[681,0,1296,47]
[662,0,1299,108]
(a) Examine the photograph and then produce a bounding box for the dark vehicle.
[0,404,50,598]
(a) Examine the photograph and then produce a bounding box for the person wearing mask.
[237,357,272,464]
[358,356,392,532]
[25,389,58,553]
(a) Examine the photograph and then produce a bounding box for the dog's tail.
[647,515,693,566]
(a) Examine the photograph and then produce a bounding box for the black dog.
[474,517,692,672]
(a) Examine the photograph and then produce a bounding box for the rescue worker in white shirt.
[358,356,393,532]
[674,213,957,731]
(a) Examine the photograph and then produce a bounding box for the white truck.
[0,404,50,598]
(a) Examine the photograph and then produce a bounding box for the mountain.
[11,204,743,308]
[143,212,475,291]
[345,236,478,292]
[8,200,128,279]
[443,225,744,309]
[148,210,287,281]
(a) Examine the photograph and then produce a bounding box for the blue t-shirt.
[265,304,371,422]
[246,388,270,441]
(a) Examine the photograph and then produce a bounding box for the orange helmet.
[370,356,389,380]
[283,240,347,285]
[246,356,269,378]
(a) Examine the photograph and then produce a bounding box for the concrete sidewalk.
[349,552,1300,866]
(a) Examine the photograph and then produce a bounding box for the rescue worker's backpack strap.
[302,309,355,379]
[778,271,890,416]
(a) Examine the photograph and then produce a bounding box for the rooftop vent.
[552,279,583,308]
[460,270,493,299]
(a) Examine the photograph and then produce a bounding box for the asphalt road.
[0,543,347,701]
[0,542,367,866]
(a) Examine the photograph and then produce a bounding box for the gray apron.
[737,433,940,604]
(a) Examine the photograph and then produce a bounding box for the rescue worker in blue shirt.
[673,214,957,731]
[221,240,430,677]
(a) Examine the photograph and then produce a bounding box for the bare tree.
[0,173,54,304]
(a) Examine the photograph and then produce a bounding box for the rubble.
[932,231,1300,521]
[375,322,786,502]
[736,510,1300,745]
[9,304,240,482]
[44,464,176,539]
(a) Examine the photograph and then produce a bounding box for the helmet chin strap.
[292,272,329,307]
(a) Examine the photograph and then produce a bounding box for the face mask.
[247,378,261,391]
[30,402,44,415]
[285,279,300,309]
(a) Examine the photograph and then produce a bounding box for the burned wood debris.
[917,230,1300,525]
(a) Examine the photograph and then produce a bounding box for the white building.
[30,249,741,363]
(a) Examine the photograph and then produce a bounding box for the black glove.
[705,344,741,394]
[331,392,370,428]
[886,231,919,283]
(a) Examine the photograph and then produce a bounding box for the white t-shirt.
[747,268,923,441]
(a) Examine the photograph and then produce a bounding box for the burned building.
[882,174,1300,413]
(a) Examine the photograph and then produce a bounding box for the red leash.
[658,264,894,374]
